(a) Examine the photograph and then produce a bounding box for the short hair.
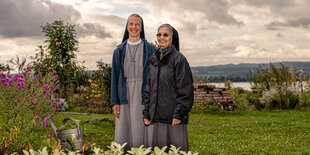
[158,24,173,36]
[127,14,142,25]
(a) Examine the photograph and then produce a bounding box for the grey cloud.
[266,17,310,30]
[239,0,294,9]
[89,14,126,27]
[179,0,243,26]
[0,0,81,38]
[131,0,243,26]
[76,23,112,39]
[0,0,112,39]
[276,33,284,38]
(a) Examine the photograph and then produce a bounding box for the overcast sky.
[1,0,310,70]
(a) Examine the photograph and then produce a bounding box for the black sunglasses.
[156,33,169,37]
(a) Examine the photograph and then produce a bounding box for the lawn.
[53,109,310,154]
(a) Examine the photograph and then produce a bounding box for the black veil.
[121,14,145,43]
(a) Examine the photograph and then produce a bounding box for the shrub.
[192,100,214,112]
[230,87,248,106]
[260,88,299,110]
[0,67,60,154]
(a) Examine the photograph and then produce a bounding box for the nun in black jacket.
[143,24,194,151]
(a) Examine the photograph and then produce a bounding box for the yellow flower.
[88,79,92,83]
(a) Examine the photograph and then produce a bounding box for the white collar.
[127,39,142,45]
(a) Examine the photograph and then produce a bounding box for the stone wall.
[194,84,236,110]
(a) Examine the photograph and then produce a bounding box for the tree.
[31,20,83,99]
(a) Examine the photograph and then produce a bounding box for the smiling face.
[157,26,172,49]
[127,16,141,39]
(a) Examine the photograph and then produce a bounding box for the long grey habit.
[114,40,145,150]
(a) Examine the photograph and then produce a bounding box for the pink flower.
[51,117,54,121]
[55,38,58,41]
[35,116,40,119]
[33,111,35,114]
[56,42,60,46]
[44,117,48,128]
[48,67,52,70]
[49,132,54,135]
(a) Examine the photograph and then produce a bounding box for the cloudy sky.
[1,0,310,70]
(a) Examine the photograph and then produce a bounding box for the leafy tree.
[31,20,84,99]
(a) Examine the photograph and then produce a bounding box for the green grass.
[53,109,310,154]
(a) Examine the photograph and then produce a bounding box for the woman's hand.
[144,118,151,125]
[172,118,181,126]
[113,104,120,118]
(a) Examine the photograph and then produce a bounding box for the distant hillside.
[191,61,310,82]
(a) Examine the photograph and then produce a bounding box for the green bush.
[192,100,215,112]
[0,67,59,154]
[260,88,299,110]
[230,87,249,106]
[299,91,310,108]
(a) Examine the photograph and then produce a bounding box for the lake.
[209,82,252,91]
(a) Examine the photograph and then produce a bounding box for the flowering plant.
[0,67,60,154]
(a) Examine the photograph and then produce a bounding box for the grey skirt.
[144,123,189,151]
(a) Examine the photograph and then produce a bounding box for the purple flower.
[55,103,59,110]
[27,67,32,72]
[16,82,25,88]
[3,82,9,87]
[38,72,42,75]
[28,99,34,104]
[51,117,54,121]
[0,69,2,71]
[55,98,60,102]
[49,132,54,135]
[33,111,35,114]
[35,116,40,119]
[17,96,21,100]
[44,117,48,128]
[43,84,49,89]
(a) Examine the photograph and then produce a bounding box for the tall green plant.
[248,63,292,93]
[92,60,112,108]
[31,20,83,99]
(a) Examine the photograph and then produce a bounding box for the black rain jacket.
[143,45,194,124]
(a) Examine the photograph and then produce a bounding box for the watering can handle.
[49,117,58,138]
[61,117,82,138]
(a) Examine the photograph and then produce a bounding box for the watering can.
[50,117,84,150]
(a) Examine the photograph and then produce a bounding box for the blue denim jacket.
[110,39,156,106]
